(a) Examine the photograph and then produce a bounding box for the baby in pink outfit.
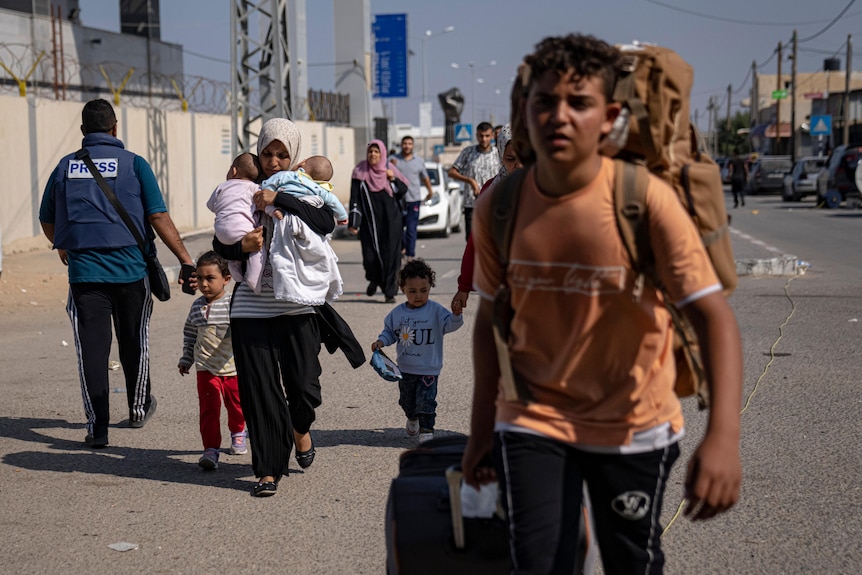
[206,153,276,293]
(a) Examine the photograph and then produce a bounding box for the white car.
[417,162,463,237]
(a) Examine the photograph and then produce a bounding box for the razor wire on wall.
[0,42,349,123]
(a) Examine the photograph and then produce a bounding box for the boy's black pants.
[496,431,679,575]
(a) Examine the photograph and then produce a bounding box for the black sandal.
[295,441,316,469]
[252,481,277,497]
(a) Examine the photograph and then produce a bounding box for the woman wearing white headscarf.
[213,118,342,497]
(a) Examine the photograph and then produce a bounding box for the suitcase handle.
[445,465,506,550]
[444,466,467,550]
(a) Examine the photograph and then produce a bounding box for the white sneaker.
[405,418,419,437]
[418,431,434,443]
[230,431,248,455]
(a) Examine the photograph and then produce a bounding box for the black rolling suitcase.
[385,435,510,574]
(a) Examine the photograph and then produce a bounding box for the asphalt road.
[1,191,861,574]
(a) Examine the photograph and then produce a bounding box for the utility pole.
[726,83,732,156]
[726,84,732,130]
[776,41,783,154]
[844,34,852,145]
[791,29,797,163]
[751,60,759,129]
[707,97,715,156]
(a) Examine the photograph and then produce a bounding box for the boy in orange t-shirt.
[461,34,743,574]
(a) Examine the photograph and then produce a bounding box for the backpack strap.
[488,168,534,404]
[613,59,660,167]
[490,169,527,272]
[613,159,654,299]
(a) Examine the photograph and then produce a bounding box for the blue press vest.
[51,133,147,251]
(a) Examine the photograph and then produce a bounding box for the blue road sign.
[433,144,445,155]
[454,123,473,143]
[372,14,408,98]
[810,115,832,136]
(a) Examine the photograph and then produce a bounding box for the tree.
[716,111,751,157]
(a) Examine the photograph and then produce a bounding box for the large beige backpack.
[606,43,737,294]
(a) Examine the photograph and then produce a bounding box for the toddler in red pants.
[178,251,247,470]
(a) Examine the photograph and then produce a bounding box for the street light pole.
[453,60,496,130]
[421,25,454,102]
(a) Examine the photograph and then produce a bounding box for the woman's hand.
[452,291,469,312]
[386,169,394,180]
[348,227,359,236]
[241,226,264,253]
[253,189,277,210]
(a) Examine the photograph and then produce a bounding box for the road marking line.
[730,228,783,254]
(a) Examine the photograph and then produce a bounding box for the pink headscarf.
[351,139,408,195]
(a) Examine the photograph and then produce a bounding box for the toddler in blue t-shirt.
[372,260,463,442]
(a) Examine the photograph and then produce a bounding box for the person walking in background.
[391,135,433,263]
[447,121,501,239]
[178,251,246,471]
[371,259,463,443]
[462,34,743,573]
[451,124,524,312]
[39,98,194,449]
[729,148,748,208]
[348,140,410,303]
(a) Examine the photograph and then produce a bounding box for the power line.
[733,67,752,95]
[797,0,857,43]
[183,49,230,65]
[758,48,778,69]
[643,0,861,26]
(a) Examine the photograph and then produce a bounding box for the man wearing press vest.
[39,98,194,448]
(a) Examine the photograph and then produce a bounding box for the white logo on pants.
[611,491,651,521]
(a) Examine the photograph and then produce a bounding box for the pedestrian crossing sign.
[810,115,832,136]
[454,123,473,143]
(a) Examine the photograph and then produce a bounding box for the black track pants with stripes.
[67,280,154,440]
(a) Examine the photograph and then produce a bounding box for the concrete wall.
[0,94,358,254]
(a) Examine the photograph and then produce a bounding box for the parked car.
[746,156,792,195]
[714,157,731,184]
[417,162,463,237]
[781,156,827,202]
[815,144,862,208]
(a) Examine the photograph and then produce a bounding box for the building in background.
[0,0,187,109]
[751,65,862,156]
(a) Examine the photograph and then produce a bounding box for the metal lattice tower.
[230,0,292,156]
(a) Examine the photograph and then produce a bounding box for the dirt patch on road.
[0,249,70,325]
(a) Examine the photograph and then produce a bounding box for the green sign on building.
[772,89,788,100]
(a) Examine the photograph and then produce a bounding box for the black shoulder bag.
[75,148,171,301]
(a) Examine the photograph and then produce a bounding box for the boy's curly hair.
[510,34,622,165]
[399,259,435,288]
[196,251,230,278]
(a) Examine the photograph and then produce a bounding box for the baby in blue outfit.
[261,155,348,224]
